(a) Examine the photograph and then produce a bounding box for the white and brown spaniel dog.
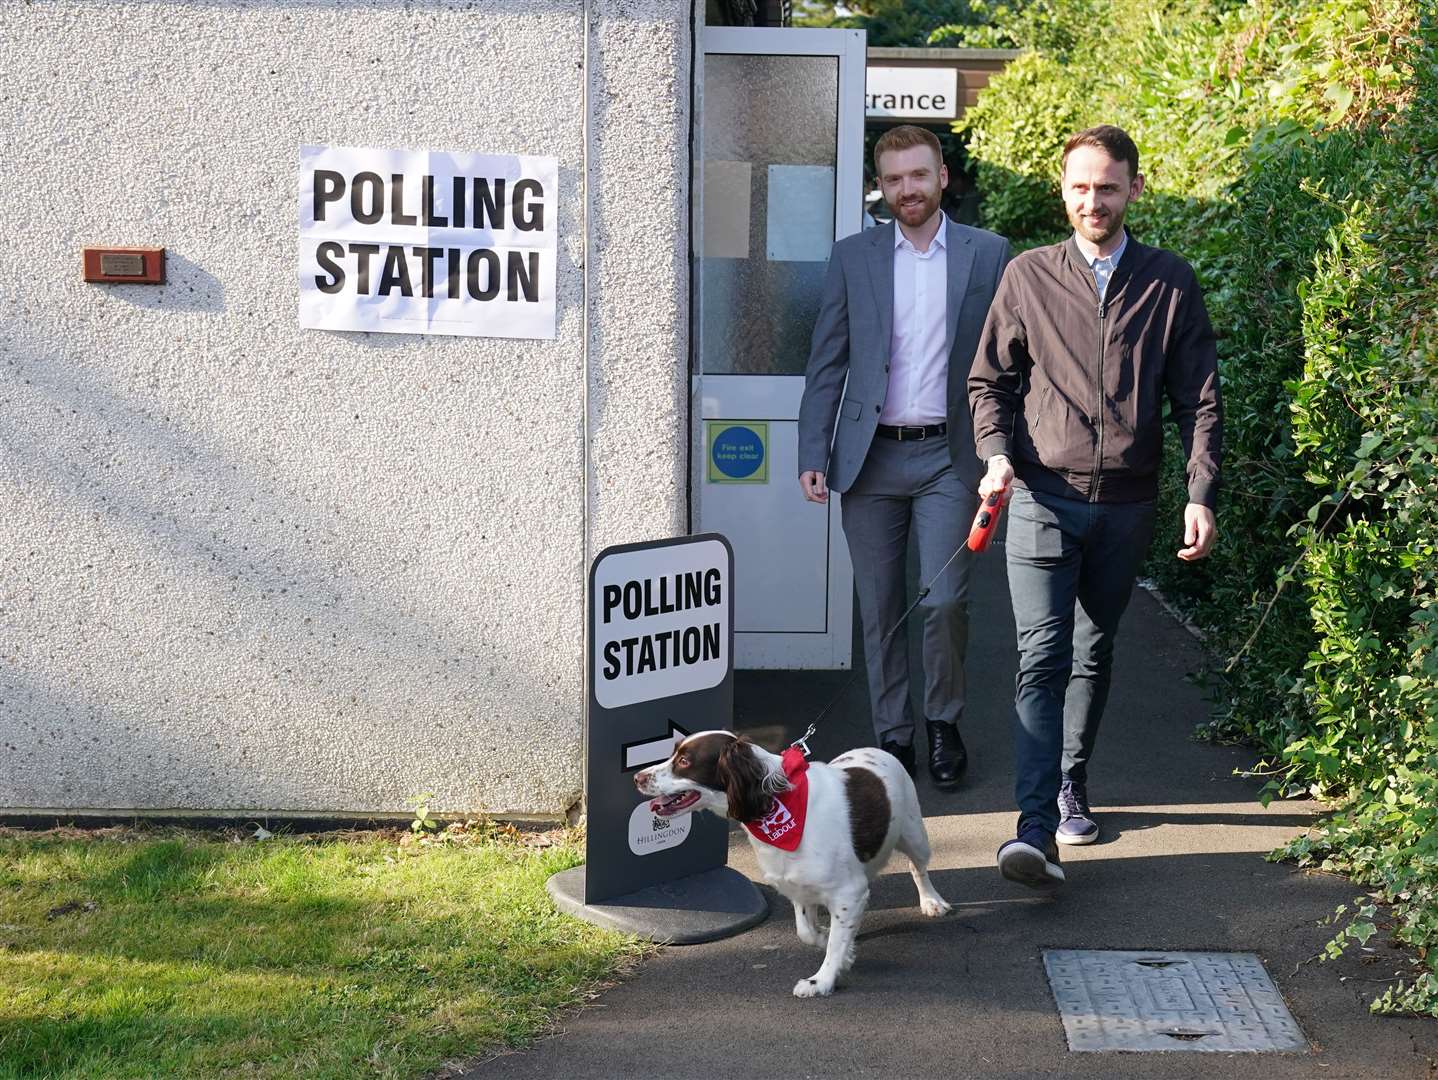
[635,730,950,998]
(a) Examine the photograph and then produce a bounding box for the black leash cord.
[790,538,972,756]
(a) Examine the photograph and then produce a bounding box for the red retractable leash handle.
[966,490,1005,552]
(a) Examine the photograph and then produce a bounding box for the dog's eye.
[676,755,690,768]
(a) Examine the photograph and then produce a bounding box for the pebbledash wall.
[0,0,695,819]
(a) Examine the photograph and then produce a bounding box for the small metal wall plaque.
[1044,950,1307,1053]
[99,253,145,276]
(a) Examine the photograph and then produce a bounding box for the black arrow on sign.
[621,720,692,772]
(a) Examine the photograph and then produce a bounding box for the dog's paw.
[792,976,835,998]
[920,896,952,918]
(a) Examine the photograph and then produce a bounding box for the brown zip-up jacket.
[969,234,1222,507]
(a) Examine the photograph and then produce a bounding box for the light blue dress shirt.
[1079,229,1128,302]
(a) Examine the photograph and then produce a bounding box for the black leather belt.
[875,422,947,441]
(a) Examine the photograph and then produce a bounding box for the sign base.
[547,864,767,944]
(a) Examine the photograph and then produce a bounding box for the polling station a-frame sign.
[586,534,732,901]
[547,533,765,942]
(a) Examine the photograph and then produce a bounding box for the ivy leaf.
[1324,83,1355,123]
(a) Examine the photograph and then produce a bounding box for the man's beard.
[889,191,939,227]
[1070,206,1125,245]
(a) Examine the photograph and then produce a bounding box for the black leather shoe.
[926,720,967,789]
[881,740,917,778]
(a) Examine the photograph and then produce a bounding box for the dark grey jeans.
[1005,486,1157,837]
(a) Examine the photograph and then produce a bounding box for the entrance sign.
[297,144,557,339]
[865,66,959,120]
[583,535,735,904]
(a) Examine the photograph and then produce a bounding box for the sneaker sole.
[1055,827,1099,846]
[998,842,1065,888]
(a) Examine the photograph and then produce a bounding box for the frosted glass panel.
[699,53,839,375]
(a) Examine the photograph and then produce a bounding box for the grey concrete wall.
[0,0,693,818]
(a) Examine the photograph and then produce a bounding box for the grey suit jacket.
[798,219,1011,493]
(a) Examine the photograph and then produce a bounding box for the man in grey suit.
[798,125,1010,787]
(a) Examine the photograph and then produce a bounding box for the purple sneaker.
[997,828,1065,888]
[1056,779,1099,846]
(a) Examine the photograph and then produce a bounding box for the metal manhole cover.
[1043,950,1307,1053]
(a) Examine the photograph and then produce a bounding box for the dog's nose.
[633,770,648,791]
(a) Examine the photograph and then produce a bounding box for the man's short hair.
[874,125,943,174]
[1062,125,1140,178]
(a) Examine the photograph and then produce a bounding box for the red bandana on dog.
[743,748,809,851]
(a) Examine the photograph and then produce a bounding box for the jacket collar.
[893,213,947,253]
[1063,232,1145,305]
[1073,228,1128,268]
[867,218,974,353]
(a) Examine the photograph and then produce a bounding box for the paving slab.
[462,543,1438,1080]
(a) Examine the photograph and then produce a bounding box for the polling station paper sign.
[298,144,557,339]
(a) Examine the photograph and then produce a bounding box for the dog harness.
[743,748,809,851]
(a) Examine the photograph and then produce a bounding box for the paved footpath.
[467,545,1438,1080]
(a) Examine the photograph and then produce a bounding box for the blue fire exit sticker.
[707,422,767,483]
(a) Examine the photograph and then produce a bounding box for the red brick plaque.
[82,247,166,285]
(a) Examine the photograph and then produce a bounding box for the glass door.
[694,27,866,669]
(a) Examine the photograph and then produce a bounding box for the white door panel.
[699,375,806,417]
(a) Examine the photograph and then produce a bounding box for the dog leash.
[789,491,1005,757]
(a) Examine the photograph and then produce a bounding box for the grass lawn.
[0,822,645,1079]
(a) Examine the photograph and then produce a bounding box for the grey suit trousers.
[841,433,978,747]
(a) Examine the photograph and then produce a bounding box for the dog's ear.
[717,737,772,822]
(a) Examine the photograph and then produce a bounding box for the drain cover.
[1044,950,1307,1053]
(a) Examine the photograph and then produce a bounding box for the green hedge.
[1272,73,1438,1013]
[957,0,1437,1015]
[958,51,1089,242]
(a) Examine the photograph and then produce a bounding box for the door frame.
[691,26,867,670]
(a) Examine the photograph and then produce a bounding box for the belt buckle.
[914,426,926,441]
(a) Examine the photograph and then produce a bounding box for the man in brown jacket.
[969,125,1222,889]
